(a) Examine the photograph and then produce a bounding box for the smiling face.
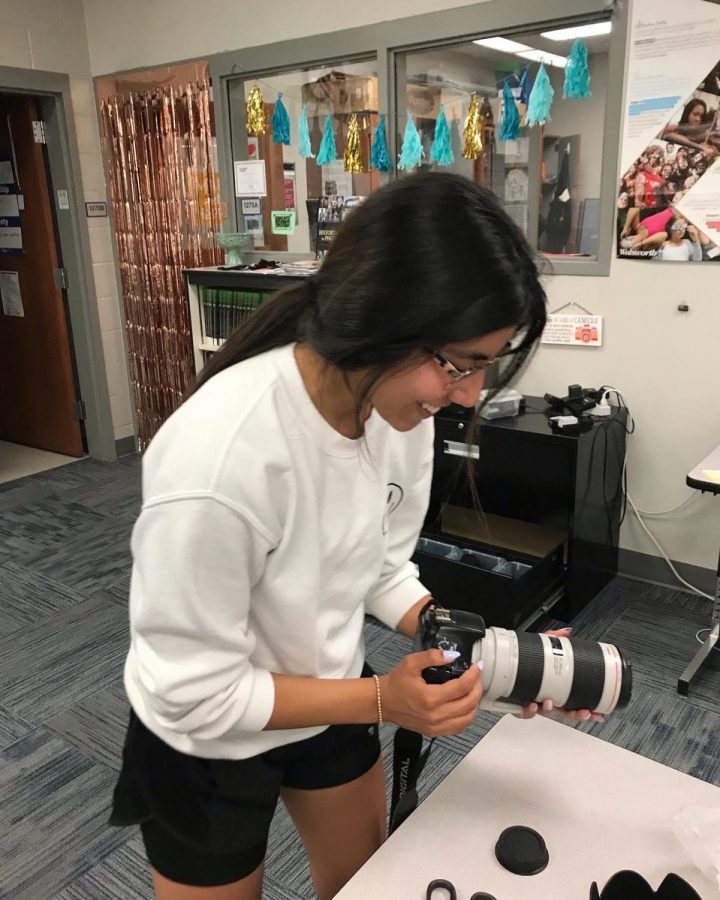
[370,325,518,432]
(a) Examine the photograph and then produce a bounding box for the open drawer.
[411,527,565,629]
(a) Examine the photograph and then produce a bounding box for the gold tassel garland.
[344,113,364,173]
[462,92,483,159]
[246,84,266,135]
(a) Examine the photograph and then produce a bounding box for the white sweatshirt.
[124,343,434,759]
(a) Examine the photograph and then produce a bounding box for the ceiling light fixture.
[541,21,612,41]
[473,36,532,53]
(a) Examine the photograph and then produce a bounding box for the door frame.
[0,66,118,461]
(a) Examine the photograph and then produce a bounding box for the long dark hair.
[679,98,707,124]
[193,172,547,413]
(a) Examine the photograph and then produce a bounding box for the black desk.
[418,398,628,627]
[677,444,720,695]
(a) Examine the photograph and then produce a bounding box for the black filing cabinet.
[414,399,628,628]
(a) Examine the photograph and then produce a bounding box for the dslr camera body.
[418,605,632,716]
[420,606,485,683]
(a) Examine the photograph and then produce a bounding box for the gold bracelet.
[372,674,383,724]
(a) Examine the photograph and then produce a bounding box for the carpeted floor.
[1,456,718,899]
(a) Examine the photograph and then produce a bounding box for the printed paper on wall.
[617,0,720,263]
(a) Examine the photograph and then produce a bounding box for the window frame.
[208,0,628,275]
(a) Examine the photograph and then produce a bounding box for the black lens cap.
[495,825,549,876]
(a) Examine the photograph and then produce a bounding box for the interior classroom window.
[227,59,379,256]
[394,16,611,259]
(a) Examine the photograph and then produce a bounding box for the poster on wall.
[312,195,367,256]
[617,0,720,262]
[0,157,22,256]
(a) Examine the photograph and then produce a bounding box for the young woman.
[654,218,703,261]
[110,172,592,900]
[661,97,720,156]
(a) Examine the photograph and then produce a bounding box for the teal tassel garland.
[272,93,291,145]
[526,63,554,127]
[316,115,337,166]
[430,105,454,166]
[398,114,423,170]
[499,81,520,141]
[370,115,391,172]
[564,39,592,99]
[299,103,314,157]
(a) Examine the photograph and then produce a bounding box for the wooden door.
[0,94,84,456]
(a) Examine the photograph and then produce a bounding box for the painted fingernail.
[542,699,553,712]
[442,649,461,660]
[476,660,484,670]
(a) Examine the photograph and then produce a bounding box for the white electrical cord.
[633,494,697,517]
[695,628,720,651]
[625,492,714,602]
[605,386,715,603]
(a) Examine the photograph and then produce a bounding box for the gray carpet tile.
[94,569,133,605]
[57,833,153,900]
[32,458,132,489]
[264,874,317,900]
[0,458,120,500]
[46,689,131,770]
[20,516,133,596]
[105,666,130,705]
[0,705,34,751]
[0,727,128,900]
[592,681,720,783]
[265,805,314,898]
[68,469,142,523]
[118,453,142,470]
[600,585,720,715]
[0,477,58,512]
[0,593,129,721]
[0,561,87,636]
[0,498,108,558]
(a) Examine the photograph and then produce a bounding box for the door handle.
[443,440,479,459]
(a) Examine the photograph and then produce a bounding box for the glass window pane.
[228,59,379,256]
[395,19,610,259]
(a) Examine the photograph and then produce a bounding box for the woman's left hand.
[514,628,604,723]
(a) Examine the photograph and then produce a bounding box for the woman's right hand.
[379,649,483,737]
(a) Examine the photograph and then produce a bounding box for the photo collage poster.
[306,194,366,257]
[617,0,720,262]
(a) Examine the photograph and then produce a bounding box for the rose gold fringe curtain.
[100,82,223,448]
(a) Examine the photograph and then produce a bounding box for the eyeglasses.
[431,349,500,383]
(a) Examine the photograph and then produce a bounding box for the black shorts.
[109,668,381,887]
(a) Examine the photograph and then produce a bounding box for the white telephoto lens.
[475,628,631,715]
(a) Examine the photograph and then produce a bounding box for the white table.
[336,716,720,899]
[679,444,720,694]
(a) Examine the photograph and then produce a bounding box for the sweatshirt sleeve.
[126,493,277,742]
[364,430,434,630]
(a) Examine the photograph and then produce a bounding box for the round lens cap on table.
[495,825,549,875]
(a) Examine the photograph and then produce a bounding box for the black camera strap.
[389,727,436,834]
